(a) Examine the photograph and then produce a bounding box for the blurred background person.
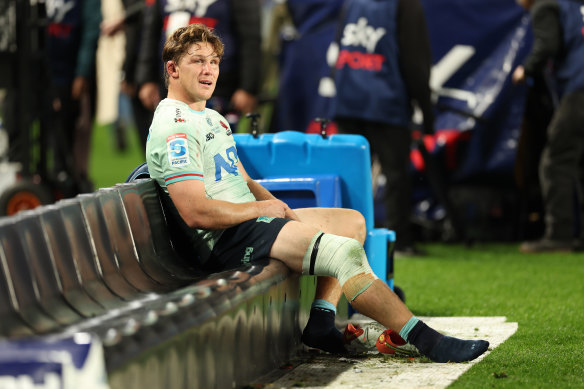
[45,0,102,194]
[514,0,584,253]
[328,0,435,256]
[101,0,151,152]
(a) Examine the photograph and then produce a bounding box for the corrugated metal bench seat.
[0,178,310,389]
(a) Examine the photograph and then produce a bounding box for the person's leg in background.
[522,90,584,252]
[337,117,421,256]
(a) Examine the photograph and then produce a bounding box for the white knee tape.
[302,232,374,286]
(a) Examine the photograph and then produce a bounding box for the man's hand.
[230,89,257,115]
[121,80,137,97]
[101,17,125,36]
[285,208,300,221]
[255,199,291,219]
[139,82,161,111]
[512,65,526,84]
[71,76,89,100]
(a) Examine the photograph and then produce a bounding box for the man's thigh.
[294,207,366,243]
[269,221,320,273]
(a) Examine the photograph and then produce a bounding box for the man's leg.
[294,208,366,352]
[270,221,489,363]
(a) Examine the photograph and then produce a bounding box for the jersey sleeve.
[146,105,205,188]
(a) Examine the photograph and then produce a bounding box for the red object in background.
[410,129,471,172]
[305,120,339,136]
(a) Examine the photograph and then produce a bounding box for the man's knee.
[348,209,367,244]
[302,233,375,300]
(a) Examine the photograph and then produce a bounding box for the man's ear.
[166,61,178,78]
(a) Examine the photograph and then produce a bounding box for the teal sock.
[399,316,420,340]
[312,299,337,313]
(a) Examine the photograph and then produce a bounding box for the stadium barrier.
[0,178,315,388]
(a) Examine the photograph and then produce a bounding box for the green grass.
[89,123,145,189]
[395,243,584,388]
[88,126,584,387]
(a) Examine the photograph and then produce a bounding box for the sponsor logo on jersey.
[206,132,214,141]
[174,108,186,123]
[167,133,190,166]
[341,17,386,53]
[206,117,213,126]
[220,120,232,135]
[242,247,254,264]
[257,216,275,223]
[336,17,387,71]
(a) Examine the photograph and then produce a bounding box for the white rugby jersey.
[146,98,256,257]
[146,98,255,203]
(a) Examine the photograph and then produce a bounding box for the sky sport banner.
[275,0,533,183]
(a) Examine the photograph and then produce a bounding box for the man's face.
[175,41,220,105]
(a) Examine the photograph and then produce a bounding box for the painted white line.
[259,316,517,389]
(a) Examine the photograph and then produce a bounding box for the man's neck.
[167,89,206,112]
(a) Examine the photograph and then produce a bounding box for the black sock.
[406,320,444,356]
[301,307,345,354]
[407,321,489,363]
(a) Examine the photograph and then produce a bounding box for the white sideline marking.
[262,316,517,389]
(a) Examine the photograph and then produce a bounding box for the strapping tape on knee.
[302,232,375,301]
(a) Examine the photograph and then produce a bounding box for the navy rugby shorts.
[205,216,290,272]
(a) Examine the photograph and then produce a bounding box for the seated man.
[145,23,489,363]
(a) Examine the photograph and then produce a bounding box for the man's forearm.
[247,179,276,201]
[183,197,265,229]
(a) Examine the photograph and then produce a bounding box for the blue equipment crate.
[257,175,342,209]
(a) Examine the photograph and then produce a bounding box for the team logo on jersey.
[174,108,186,123]
[167,133,190,166]
[257,216,275,223]
[206,132,214,142]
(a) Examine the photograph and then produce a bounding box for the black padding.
[125,162,150,183]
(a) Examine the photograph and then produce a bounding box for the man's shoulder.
[150,99,202,138]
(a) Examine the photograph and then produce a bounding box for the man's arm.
[238,161,300,220]
[167,178,293,230]
[397,0,435,134]
[523,0,561,77]
[135,0,164,109]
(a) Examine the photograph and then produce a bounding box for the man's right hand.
[255,199,291,219]
[512,65,526,84]
[139,82,161,111]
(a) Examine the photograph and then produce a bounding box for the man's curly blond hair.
[162,23,225,86]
